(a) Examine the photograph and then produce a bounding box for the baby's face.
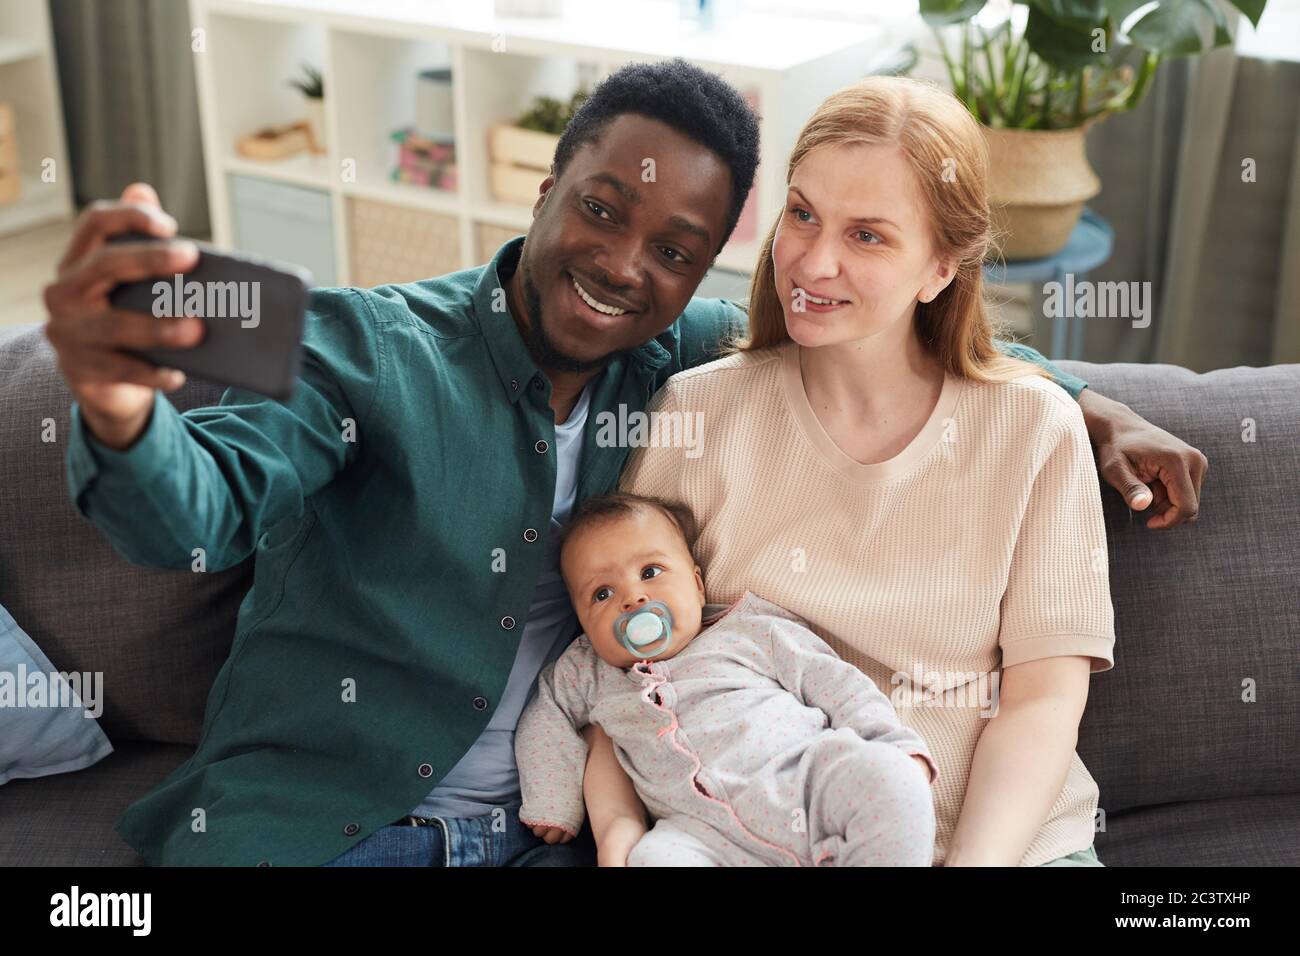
[561,508,706,668]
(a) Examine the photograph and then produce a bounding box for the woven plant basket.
[983,124,1100,261]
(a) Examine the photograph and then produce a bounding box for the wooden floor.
[0,219,76,329]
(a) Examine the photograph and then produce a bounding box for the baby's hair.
[556,492,699,561]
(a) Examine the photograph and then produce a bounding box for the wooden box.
[0,103,21,206]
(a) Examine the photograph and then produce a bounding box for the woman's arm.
[945,655,1092,866]
[580,723,649,866]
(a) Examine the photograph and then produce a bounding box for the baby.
[515,492,939,867]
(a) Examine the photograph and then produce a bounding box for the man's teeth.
[573,276,628,316]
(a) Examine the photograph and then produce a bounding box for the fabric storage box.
[475,222,522,265]
[347,196,460,288]
[228,174,337,286]
[0,102,19,206]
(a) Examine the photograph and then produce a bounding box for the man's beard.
[521,262,629,375]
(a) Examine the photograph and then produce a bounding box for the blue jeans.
[320,804,597,867]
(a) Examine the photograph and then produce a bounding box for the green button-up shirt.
[66,237,1085,865]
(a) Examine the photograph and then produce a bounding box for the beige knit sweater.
[619,340,1116,866]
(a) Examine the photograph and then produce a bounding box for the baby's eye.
[641,566,664,580]
[593,586,613,603]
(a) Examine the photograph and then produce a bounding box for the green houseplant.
[489,90,589,206]
[287,62,326,155]
[918,0,1268,258]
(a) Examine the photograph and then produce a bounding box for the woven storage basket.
[347,197,461,287]
[984,124,1100,261]
[476,222,523,264]
[0,103,20,206]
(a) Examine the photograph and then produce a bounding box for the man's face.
[515,114,733,372]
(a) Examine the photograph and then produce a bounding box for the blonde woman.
[589,76,1116,866]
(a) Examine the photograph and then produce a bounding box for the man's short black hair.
[553,58,760,255]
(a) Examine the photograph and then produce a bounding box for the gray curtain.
[1083,44,1300,369]
[48,0,210,235]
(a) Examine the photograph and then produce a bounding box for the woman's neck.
[799,318,944,418]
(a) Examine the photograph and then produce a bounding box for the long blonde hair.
[734,75,1046,387]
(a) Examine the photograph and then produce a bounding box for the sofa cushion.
[1059,361,1300,815]
[0,740,192,865]
[0,325,252,745]
[1094,792,1300,866]
[0,601,113,783]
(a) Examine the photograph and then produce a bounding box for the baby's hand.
[530,824,575,845]
[596,816,648,866]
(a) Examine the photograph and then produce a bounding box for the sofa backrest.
[1059,359,1300,816]
[1,324,1295,810]
[0,325,252,745]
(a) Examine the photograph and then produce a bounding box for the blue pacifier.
[613,601,674,659]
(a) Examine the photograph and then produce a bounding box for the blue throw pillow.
[0,603,113,784]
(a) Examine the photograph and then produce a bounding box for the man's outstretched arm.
[995,338,1209,529]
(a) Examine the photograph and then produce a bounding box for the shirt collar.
[473,237,674,405]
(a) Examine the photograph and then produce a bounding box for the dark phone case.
[106,233,312,400]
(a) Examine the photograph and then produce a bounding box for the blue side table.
[982,208,1115,360]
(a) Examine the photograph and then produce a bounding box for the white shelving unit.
[190,0,918,285]
[0,0,75,237]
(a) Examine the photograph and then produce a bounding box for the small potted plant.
[288,62,326,155]
[918,0,1269,260]
[489,89,588,205]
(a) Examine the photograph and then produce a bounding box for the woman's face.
[772,142,956,349]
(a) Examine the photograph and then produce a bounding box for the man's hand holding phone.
[43,183,204,451]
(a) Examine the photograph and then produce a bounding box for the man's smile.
[566,271,643,330]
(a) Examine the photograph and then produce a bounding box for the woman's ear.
[919,255,958,304]
[694,565,705,602]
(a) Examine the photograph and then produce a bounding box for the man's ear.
[533,166,557,218]
[694,565,705,601]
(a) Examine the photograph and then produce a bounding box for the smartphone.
[106,233,313,400]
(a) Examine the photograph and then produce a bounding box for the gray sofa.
[1,321,1296,866]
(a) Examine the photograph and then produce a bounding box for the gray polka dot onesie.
[516,591,939,866]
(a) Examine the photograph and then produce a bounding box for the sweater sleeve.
[765,615,939,785]
[515,638,599,837]
[997,399,1116,673]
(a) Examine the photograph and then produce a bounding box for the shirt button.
[472,696,489,711]
[417,763,433,778]
[533,378,544,390]
[501,615,515,630]
[510,378,519,391]
[523,528,538,543]
[534,439,549,454]
[257,860,271,867]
